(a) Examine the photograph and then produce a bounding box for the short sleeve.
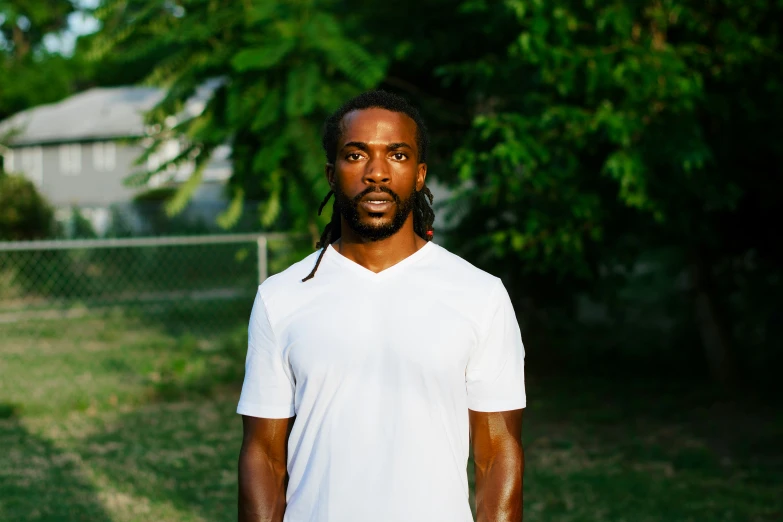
[466,280,526,412]
[237,289,296,418]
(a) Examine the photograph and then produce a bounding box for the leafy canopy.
[0,0,78,120]
[444,0,782,281]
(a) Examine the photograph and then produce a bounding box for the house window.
[93,142,116,171]
[59,144,82,175]
[19,146,44,187]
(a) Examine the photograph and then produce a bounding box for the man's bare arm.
[470,409,524,522]
[238,415,295,522]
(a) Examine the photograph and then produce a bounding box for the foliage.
[0,0,74,58]
[66,206,98,239]
[445,0,782,278]
[85,0,782,274]
[428,0,783,384]
[0,51,77,121]
[0,171,54,240]
[0,0,79,120]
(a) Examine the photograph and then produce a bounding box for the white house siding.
[32,142,143,206]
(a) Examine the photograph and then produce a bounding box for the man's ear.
[416,163,427,191]
[325,163,335,188]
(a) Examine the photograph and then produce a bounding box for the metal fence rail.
[0,232,286,253]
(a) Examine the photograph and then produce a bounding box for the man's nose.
[363,155,391,184]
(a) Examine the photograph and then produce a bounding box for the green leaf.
[285,63,320,117]
[251,87,282,131]
[231,40,295,72]
[164,159,205,217]
[216,187,245,230]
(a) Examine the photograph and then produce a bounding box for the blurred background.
[0,1,781,520]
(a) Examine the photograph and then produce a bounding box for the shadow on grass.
[121,295,254,340]
[0,403,114,522]
[74,397,242,521]
[520,374,783,521]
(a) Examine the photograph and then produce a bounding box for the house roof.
[0,84,213,146]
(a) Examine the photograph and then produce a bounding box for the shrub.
[0,172,55,240]
[68,206,98,239]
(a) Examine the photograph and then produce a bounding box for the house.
[0,85,231,235]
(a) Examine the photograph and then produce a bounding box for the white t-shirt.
[237,242,526,522]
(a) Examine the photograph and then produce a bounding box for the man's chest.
[279,291,479,383]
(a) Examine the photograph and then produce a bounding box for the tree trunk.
[12,24,30,60]
[689,254,737,389]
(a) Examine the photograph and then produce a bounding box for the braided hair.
[302,91,435,282]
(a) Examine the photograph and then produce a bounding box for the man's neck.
[334,218,427,274]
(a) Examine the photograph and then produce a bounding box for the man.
[237,91,526,522]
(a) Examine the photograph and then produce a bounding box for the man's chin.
[362,214,392,224]
[350,220,399,242]
[339,195,414,242]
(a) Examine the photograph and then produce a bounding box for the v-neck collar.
[324,241,435,280]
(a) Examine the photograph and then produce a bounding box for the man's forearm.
[238,445,288,522]
[474,442,524,522]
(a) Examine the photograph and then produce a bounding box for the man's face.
[327,108,427,241]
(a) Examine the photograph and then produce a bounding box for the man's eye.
[392,153,407,160]
[347,153,362,161]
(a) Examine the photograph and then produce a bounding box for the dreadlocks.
[302,91,435,282]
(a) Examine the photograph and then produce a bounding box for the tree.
[439,0,783,387]
[86,0,783,386]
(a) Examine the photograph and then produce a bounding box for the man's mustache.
[352,185,401,204]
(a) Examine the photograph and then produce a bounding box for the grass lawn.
[1,313,781,521]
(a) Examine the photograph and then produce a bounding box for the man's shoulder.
[426,243,501,289]
[257,248,322,299]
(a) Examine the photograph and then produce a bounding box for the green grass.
[1,314,781,521]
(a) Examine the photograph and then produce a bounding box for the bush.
[67,206,98,239]
[132,187,212,236]
[0,172,55,240]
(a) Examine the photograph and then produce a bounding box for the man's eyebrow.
[340,141,414,152]
[387,142,413,151]
[341,141,369,151]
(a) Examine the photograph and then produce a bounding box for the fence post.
[257,235,268,285]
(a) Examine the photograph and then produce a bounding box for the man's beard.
[335,184,416,242]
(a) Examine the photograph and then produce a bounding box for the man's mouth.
[359,193,395,213]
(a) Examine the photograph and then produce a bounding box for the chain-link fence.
[0,233,310,348]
